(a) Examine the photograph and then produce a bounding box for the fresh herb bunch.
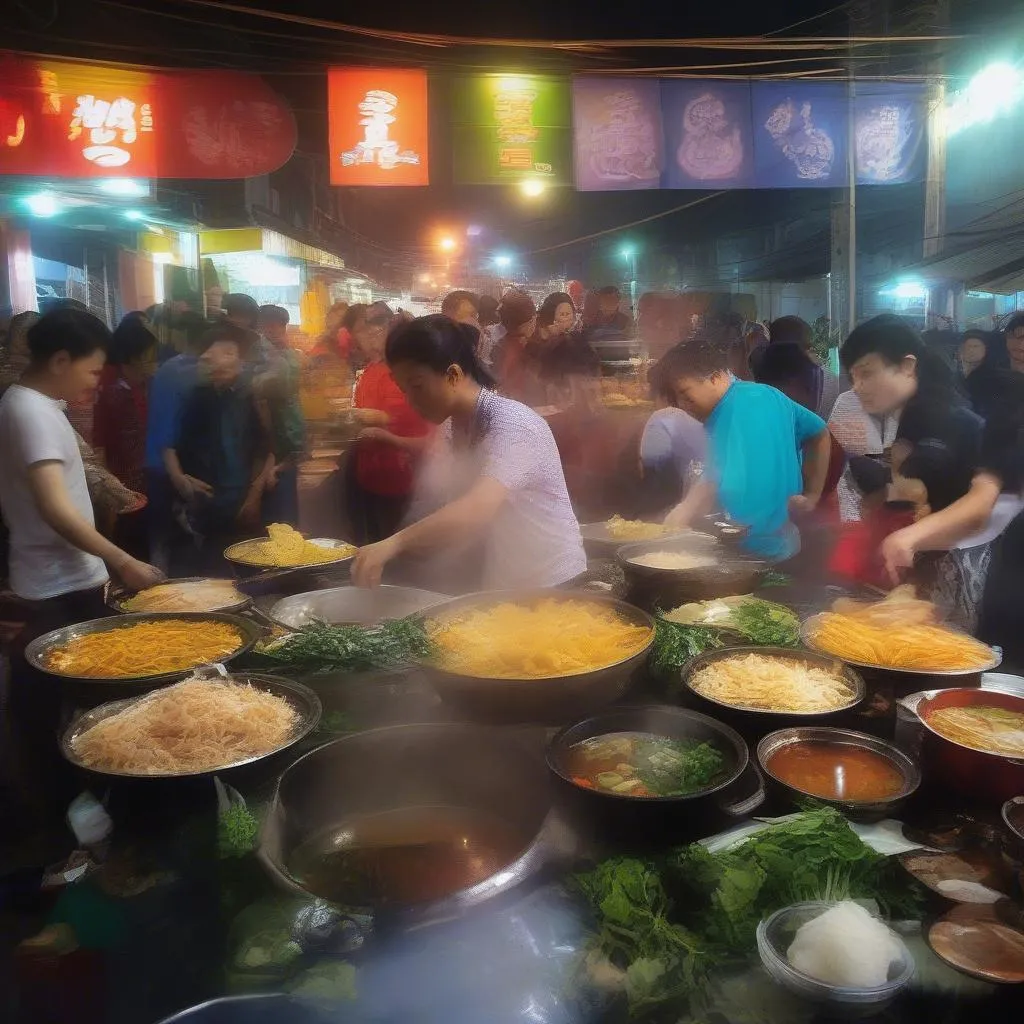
[635,740,725,797]
[572,808,924,1017]
[758,569,792,589]
[217,802,260,859]
[257,617,433,674]
[730,601,799,648]
[650,620,723,679]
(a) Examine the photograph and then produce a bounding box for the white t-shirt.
[640,407,707,491]
[0,384,108,599]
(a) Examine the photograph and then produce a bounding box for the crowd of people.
[4,283,1024,830]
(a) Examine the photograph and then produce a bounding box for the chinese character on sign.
[340,90,420,169]
[69,93,148,168]
[39,70,62,114]
[3,115,25,148]
[498,147,532,169]
[494,87,539,145]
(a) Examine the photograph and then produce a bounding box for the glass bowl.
[756,901,915,1013]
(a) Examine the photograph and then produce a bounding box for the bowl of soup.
[757,727,921,821]
[915,688,1024,804]
[547,705,764,847]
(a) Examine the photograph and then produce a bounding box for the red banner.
[0,54,296,179]
[328,68,429,186]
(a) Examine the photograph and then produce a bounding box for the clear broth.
[766,741,905,802]
[288,805,529,906]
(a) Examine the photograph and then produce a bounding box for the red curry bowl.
[916,688,1024,805]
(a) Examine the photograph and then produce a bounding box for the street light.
[621,245,638,310]
[519,178,546,199]
[946,61,1024,135]
[494,254,512,270]
[438,236,457,252]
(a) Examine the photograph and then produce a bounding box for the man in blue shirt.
[662,336,831,559]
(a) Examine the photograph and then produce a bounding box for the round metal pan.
[107,576,252,615]
[416,589,656,724]
[579,522,700,557]
[25,612,261,689]
[224,536,356,572]
[60,672,321,779]
[800,612,1002,676]
[269,584,447,631]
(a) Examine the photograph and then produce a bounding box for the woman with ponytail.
[352,314,586,591]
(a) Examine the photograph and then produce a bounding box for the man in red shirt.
[351,306,432,542]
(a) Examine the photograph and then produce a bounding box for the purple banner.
[661,79,754,188]
[752,81,849,188]
[572,77,663,191]
[854,82,928,185]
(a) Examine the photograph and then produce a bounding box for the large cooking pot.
[913,688,1024,805]
[157,995,326,1024]
[259,724,554,924]
[416,589,655,725]
[547,705,763,848]
[269,585,447,630]
[617,536,769,610]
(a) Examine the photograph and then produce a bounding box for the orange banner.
[328,68,429,187]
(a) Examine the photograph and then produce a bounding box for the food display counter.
[7,552,1024,1024]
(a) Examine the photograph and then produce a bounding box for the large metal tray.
[107,576,251,615]
[25,611,261,687]
[61,672,321,779]
[224,536,356,572]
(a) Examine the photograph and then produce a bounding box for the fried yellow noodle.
[72,677,298,773]
[428,599,652,679]
[122,579,244,613]
[689,653,854,712]
[231,523,355,567]
[810,613,992,671]
[44,620,243,678]
[605,515,667,542]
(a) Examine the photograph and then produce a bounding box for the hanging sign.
[751,81,850,188]
[0,53,296,179]
[572,77,663,192]
[327,68,429,186]
[854,82,928,185]
[452,74,571,185]
[661,79,755,189]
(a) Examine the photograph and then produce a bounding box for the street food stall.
[9,522,1024,1024]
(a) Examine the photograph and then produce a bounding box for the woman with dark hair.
[536,292,576,343]
[351,314,586,592]
[493,290,543,404]
[93,313,157,493]
[958,327,1008,420]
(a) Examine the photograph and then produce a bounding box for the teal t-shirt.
[704,380,826,559]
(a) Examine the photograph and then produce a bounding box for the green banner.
[451,74,572,185]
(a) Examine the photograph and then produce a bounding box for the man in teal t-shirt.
[661,337,831,558]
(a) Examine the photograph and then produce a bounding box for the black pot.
[546,705,764,849]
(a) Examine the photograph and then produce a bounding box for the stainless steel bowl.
[258,723,553,921]
[24,612,261,691]
[107,576,251,615]
[757,726,921,822]
[269,584,447,631]
[60,672,321,779]
[680,646,866,729]
[579,522,706,557]
[417,589,655,724]
[800,613,1002,677]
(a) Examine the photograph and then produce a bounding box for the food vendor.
[351,314,587,591]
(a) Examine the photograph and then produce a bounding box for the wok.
[107,576,251,616]
[416,589,655,724]
[24,612,261,703]
[269,584,447,631]
[259,723,554,924]
[156,995,327,1024]
[679,646,866,742]
[60,672,321,780]
[547,705,764,847]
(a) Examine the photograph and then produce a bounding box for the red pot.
[916,688,1024,805]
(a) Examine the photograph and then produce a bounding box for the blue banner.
[752,81,849,188]
[661,79,754,189]
[854,82,928,185]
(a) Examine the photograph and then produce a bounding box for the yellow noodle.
[428,599,652,679]
[122,579,244,614]
[231,523,355,567]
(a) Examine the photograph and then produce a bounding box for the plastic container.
[756,901,915,1015]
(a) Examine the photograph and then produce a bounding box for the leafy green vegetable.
[256,617,433,674]
[634,739,725,797]
[286,961,357,1001]
[730,601,799,648]
[573,808,924,1017]
[758,569,792,589]
[217,802,260,859]
[650,619,723,679]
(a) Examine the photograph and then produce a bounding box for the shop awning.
[914,230,1024,295]
[199,227,345,270]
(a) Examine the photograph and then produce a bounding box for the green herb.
[650,619,723,679]
[217,802,260,859]
[257,617,433,674]
[573,808,924,1017]
[730,601,799,648]
[758,569,792,589]
[634,739,725,797]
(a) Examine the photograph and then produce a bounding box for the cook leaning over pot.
[351,314,586,593]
